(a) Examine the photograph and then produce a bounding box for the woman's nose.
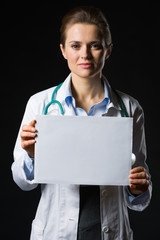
[80,45,92,59]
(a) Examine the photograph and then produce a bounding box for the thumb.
[29,120,36,127]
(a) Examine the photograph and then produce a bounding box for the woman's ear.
[60,44,67,59]
[105,43,113,60]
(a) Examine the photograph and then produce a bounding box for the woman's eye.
[71,44,80,49]
[91,44,102,49]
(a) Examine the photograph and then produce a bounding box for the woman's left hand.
[129,166,149,195]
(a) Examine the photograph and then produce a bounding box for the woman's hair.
[60,6,112,48]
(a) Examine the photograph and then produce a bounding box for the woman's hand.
[129,166,149,195]
[20,120,37,158]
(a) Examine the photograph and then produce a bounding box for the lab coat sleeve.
[124,98,152,211]
[12,96,40,191]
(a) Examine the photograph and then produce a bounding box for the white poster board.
[34,115,133,185]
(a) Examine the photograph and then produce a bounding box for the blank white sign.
[34,115,133,185]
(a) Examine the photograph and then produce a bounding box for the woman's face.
[60,23,111,80]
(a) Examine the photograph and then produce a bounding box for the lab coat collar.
[56,74,76,115]
[102,75,121,111]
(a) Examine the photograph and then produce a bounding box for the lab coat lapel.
[102,75,122,116]
[54,74,76,116]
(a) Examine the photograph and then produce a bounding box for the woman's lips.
[78,63,93,68]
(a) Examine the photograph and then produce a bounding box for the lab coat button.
[102,226,110,233]
[102,190,107,196]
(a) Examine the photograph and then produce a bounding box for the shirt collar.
[65,75,110,107]
[64,76,73,107]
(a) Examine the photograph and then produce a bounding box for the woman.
[12,6,152,240]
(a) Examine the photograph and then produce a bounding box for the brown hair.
[60,6,112,48]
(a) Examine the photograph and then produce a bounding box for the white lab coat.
[12,74,152,240]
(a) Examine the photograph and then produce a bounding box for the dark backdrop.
[1,1,159,239]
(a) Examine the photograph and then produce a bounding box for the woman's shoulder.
[117,90,139,105]
[103,76,142,111]
[25,86,57,115]
[29,86,56,102]
[116,90,144,117]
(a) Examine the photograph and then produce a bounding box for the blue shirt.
[65,78,110,116]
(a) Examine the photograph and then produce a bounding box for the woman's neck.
[71,72,104,112]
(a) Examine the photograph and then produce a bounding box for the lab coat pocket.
[30,219,44,240]
[66,218,78,240]
[102,220,118,240]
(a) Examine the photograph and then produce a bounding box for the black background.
[1,1,159,239]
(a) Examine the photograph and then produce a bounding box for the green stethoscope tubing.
[112,88,127,117]
[43,82,127,117]
[43,83,64,115]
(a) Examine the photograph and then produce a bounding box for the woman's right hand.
[20,120,37,158]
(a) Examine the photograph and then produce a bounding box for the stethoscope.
[43,82,127,117]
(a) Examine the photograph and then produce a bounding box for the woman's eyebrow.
[90,41,101,44]
[69,41,81,44]
[68,40,101,44]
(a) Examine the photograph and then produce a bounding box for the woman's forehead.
[65,23,103,42]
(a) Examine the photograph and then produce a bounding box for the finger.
[22,124,36,133]
[20,131,37,139]
[129,178,149,185]
[130,166,145,174]
[29,120,36,127]
[21,139,36,149]
[129,171,147,180]
[129,183,137,189]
